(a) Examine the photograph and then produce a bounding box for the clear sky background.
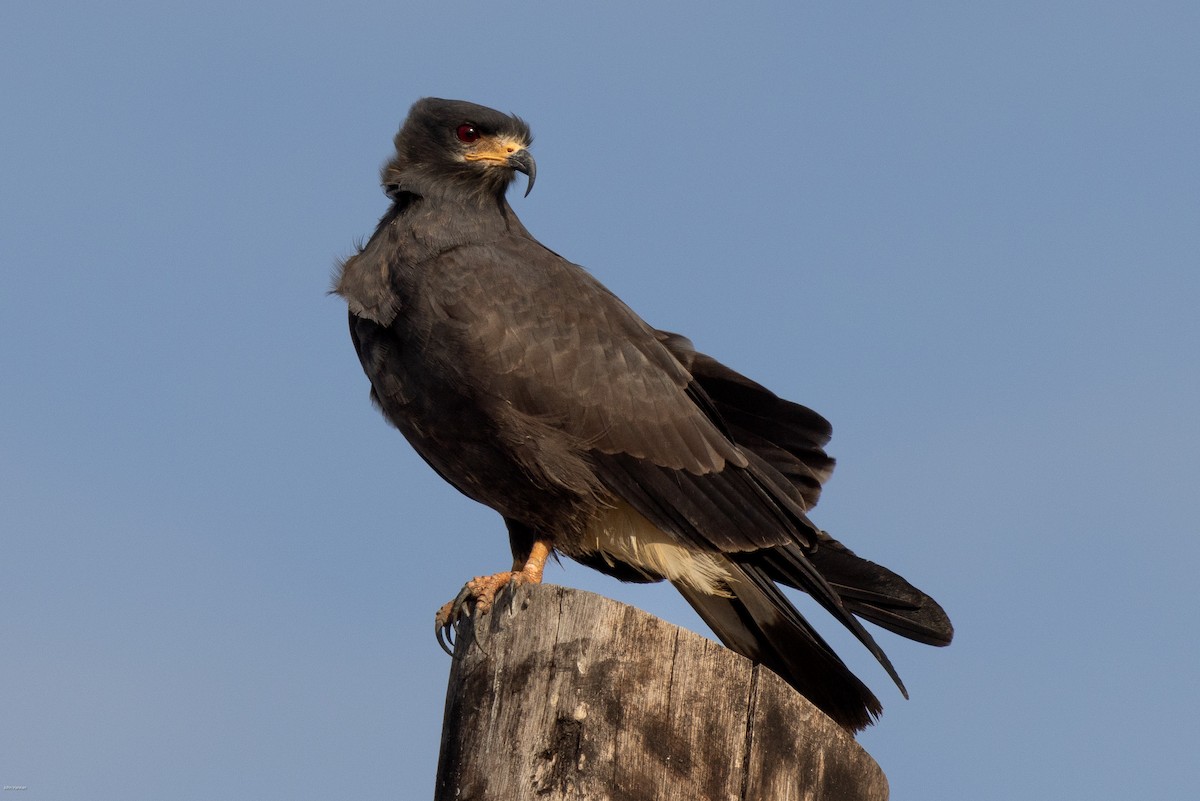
[3,2,1197,799]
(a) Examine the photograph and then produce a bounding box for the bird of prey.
[334,98,952,731]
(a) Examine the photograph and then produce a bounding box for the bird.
[334,97,952,731]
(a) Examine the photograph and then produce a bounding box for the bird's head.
[382,98,536,201]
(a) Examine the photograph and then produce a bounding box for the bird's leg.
[435,540,552,654]
[463,539,552,614]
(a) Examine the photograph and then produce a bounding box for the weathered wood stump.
[434,584,888,801]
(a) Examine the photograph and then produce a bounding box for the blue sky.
[3,2,1198,799]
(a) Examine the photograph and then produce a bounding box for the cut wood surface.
[434,584,888,801]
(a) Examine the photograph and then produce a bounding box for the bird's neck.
[396,187,530,249]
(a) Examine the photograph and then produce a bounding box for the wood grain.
[434,585,888,801]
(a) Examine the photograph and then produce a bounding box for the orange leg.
[435,540,552,653]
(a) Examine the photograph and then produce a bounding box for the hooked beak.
[507,149,537,197]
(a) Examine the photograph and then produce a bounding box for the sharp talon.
[434,563,544,653]
[436,624,454,656]
[435,597,461,656]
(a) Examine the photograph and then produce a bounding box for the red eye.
[456,124,480,143]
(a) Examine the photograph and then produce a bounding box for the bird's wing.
[426,238,843,555]
[656,330,836,510]
[428,239,746,477]
[416,236,916,726]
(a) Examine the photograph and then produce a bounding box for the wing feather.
[422,239,746,476]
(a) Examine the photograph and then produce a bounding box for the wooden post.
[434,584,888,801]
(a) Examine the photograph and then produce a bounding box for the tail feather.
[679,347,954,648]
[761,533,954,647]
[645,331,954,726]
[675,562,882,732]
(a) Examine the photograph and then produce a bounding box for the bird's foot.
[434,540,552,655]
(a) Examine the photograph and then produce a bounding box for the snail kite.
[334,98,952,731]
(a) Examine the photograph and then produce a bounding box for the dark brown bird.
[334,97,952,731]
